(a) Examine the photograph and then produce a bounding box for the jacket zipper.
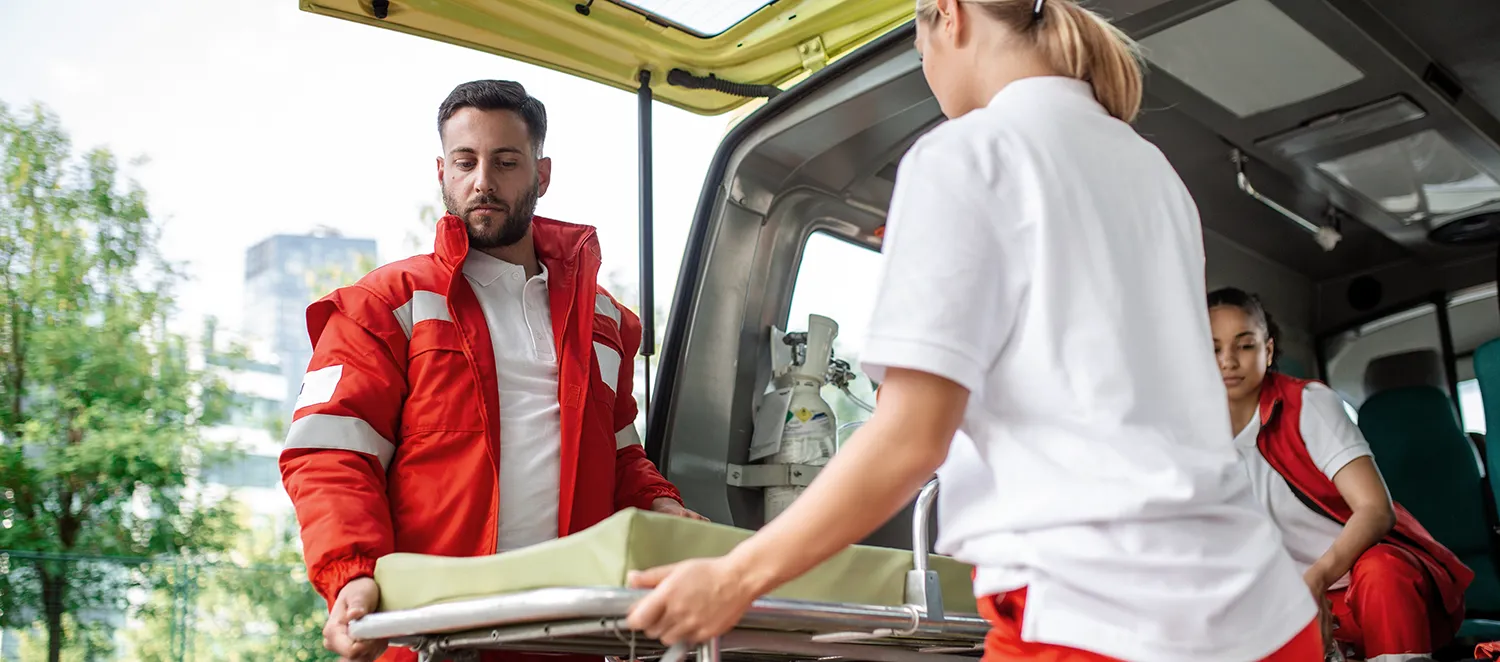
[493,228,595,554]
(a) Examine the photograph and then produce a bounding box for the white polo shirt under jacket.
[463,248,563,551]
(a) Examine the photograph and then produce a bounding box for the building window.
[201,454,282,490]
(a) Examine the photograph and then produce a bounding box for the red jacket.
[280,214,682,611]
[1256,371,1472,634]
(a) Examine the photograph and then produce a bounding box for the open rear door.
[298,0,914,115]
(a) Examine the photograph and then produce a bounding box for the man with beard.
[279,79,703,662]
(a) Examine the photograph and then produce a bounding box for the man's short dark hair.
[437,80,548,156]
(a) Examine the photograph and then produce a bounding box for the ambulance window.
[786,231,884,436]
[1320,283,1497,435]
[616,1,773,37]
[1459,379,1486,434]
[1322,303,1445,410]
[1449,285,1499,434]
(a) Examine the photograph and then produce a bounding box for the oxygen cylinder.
[765,314,839,519]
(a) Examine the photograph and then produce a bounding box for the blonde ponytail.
[916,0,1145,123]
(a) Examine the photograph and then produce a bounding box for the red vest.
[1255,371,1473,631]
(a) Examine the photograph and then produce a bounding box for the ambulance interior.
[640,0,1500,643]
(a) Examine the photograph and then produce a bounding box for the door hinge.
[798,36,829,74]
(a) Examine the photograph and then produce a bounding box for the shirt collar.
[463,249,547,290]
[988,75,1098,108]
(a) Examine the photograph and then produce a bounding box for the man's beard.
[444,180,540,250]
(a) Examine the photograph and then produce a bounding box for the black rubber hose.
[667,68,782,99]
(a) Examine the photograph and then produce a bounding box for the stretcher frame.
[348,479,990,662]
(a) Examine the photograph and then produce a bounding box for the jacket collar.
[433,213,600,277]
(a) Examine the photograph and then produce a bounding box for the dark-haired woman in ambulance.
[1208,286,1472,662]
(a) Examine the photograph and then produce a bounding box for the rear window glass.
[615,0,774,37]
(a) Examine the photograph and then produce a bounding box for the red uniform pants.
[977,587,1322,662]
[1327,544,1448,660]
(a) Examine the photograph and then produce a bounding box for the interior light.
[1257,96,1427,160]
[1315,130,1500,225]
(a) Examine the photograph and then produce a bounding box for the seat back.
[1358,350,1500,611]
[1360,387,1489,552]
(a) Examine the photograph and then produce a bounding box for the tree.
[211,514,331,661]
[122,506,332,662]
[0,101,241,661]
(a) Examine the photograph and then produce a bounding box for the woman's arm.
[623,367,967,646]
[1306,455,1396,591]
[1297,385,1397,592]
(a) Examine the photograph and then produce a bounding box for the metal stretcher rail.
[349,479,983,662]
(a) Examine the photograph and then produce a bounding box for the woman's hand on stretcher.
[325,577,388,662]
[625,557,760,647]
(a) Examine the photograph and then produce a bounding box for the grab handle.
[904,477,944,622]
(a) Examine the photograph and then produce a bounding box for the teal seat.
[1459,617,1500,641]
[1358,350,1500,614]
[1474,339,1500,490]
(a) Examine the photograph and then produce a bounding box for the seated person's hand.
[651,497,709,521]
[324,576,387,662]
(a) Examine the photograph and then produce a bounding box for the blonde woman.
[624,1,1321,660]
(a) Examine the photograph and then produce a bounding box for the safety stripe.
[294,364,343,411]
[594,341,621,395]
[393,290,451,338]
[616,424,643,450]
[285,413,396,469]
[594,294,621,325]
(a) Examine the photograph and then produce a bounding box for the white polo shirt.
[1234,383,1373,591]
[860,77,1314,662]
[463,249,563,551]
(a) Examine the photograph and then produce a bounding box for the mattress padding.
[374,508,977,615]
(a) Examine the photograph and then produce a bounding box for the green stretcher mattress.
[374,508,979,615]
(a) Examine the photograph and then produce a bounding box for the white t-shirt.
[860,77,1314,662]
[463,249,563,551]
[1234,383,1372,591]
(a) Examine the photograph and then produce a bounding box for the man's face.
[437,107,552,249]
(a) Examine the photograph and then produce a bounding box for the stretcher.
[348,480,991,662]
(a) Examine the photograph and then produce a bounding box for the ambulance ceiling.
[1099,0,1500,280]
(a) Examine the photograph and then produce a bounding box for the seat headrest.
[1363,349,1447,396]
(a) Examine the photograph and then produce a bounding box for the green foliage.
[0,100,242,660]
[123,509,333,662]
[13,612,118,661]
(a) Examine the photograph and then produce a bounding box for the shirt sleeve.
[859,129,1028,395]
[1298,383,1373,480]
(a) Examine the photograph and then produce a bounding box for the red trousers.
[1327,544,1449,659]
[978,588,1322,662]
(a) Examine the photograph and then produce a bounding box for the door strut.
[638,69,656,433]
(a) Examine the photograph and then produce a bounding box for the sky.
[0,0,736,338]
